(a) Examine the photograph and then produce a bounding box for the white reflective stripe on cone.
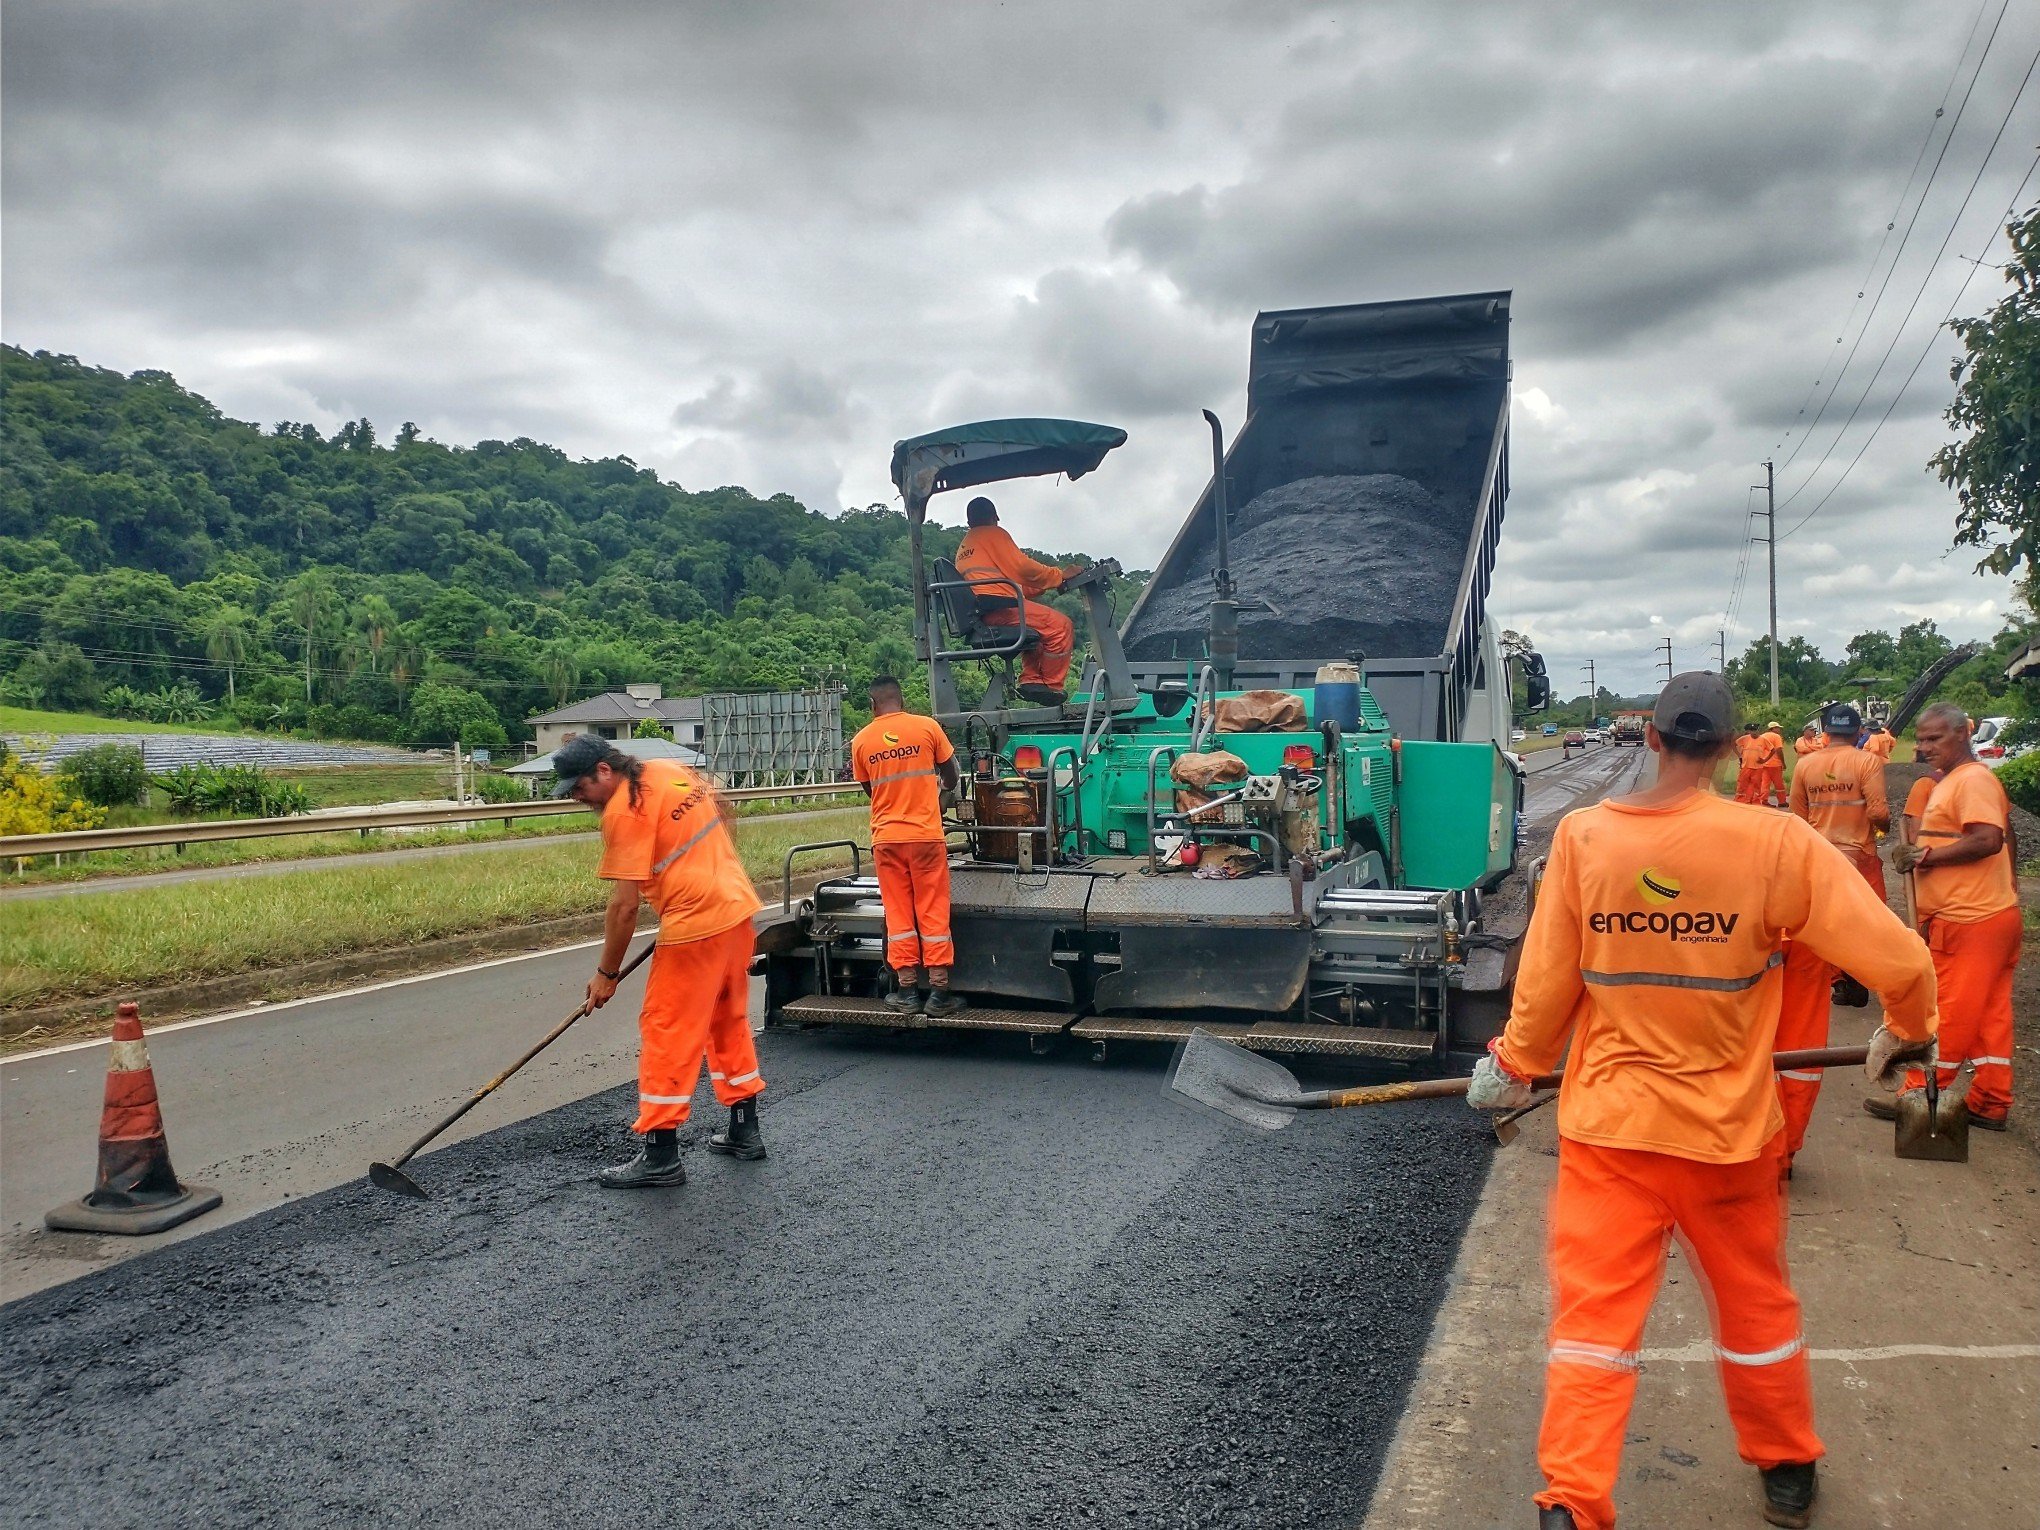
[1717,1337,1804,1366]
[107,1038,151,1072]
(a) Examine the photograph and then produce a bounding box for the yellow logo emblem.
[882,730,900,746]
[1637,867,1681,905]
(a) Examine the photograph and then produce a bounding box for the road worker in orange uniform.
[1880,703,2020,1131]
[1733,724,1766,803]
[1466,673,1938,1530]
[850,675,966,1018]
[555,736,767,1188]
[1863,724,1896,763]
[1794,723,1825,761]
[955,496,1081,705]
[1754,722,1787,807]
[1776,703,1891,1167]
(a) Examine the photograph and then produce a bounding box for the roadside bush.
[153,762,313,819]
[1994,751,2040,817]
[0,755,106,835]
[474,772,529,804]
[56,743,148,806]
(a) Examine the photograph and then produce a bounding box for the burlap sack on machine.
[1204,689,1308,734]
[1167,747,1320,863]
[1170,749,1249,817]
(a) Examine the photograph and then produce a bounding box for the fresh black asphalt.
[1,1029,1494,1529]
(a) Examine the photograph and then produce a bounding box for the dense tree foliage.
[1935,206,2040,580]
[0,347,1132,742]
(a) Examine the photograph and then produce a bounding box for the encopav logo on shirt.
[1587,866,1740,940]
[865,744,922,764]
[1636,866,1681,904]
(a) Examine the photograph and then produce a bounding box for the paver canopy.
[890,418,1127,522]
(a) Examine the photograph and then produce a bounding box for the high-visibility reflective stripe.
[868,766,943,788]
[1581,952,1784,992]
[1548,1340,1642,1373]
[709,1071,726,1080]
[887,931,921,943]
[639,1092,692,1105]
[1811,798,1867,808]
[652,817,718,875]
[1972,1055,2014,1067]
[1717,1337,1803,1366]
[1778,1069,1824,1082]
[727,1069,761,1087]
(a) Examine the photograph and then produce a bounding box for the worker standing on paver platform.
[851,676,967,1018]
[1755,722,1787,807]
[955,496,1081,705]
[1733,724,1766,804]
[1466,672,1938,1530]
[553,736,768,1187]
[1880,702,2020,1132]
[1776,703,1891,1170]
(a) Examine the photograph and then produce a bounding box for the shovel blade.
[1894,1069,1972,1164]
[369,1161,431,1199]
[1165,1029,1305,1132]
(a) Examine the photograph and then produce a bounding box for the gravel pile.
[1126,474,1472,664]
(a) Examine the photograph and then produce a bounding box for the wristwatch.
[597,965,621,980]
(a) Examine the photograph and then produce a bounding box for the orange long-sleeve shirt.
[1752,732,1783,768]
[955,524,1064,599]
[1495,790,1936,1164]
[1788,740,1889,859]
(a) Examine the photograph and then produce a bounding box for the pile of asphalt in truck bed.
[1,1031,1494,1529]
[1125,474,1471,664]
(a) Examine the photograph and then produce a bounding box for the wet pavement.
[0,1029,1493,1529]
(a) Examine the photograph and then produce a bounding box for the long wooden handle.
[389,940,655,1169]
[1899,817,1920,929]
[1296,1046,1871,1111]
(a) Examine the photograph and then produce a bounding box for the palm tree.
[203,607,251,702]
[353,595,399,675]
[542,645,582,708]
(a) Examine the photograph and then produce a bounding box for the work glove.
[1465,1045,1535,1112]
[939,785,959,813]
[1889,839,1925,873]
[1864,1025,1938,1093]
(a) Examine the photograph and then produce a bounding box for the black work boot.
[1015,683,1067,706]
[923,987,968,1019]
[708,1095,767,1161]
[1538,1507,1578,1529]
[1760,1461,1818,1528]
[598,1128,685,1189]
[1830,974,1870,1008]
[1862,1094,1900,1122]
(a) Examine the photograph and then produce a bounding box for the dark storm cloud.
[3,0,2030,694]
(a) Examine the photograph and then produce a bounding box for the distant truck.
[1612,711,1648,746]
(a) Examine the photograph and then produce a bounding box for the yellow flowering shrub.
[0,755,107,835]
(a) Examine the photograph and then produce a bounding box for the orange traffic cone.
[44,1002,221,1236]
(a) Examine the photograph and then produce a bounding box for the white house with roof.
[526,683,706,753]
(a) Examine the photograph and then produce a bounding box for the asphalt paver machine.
[761,292,1540,1064]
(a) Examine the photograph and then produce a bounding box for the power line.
[1779,146,2040,542]
[1776,33,2039,514]
[1773,0,2001,468]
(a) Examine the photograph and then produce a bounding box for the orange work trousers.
[1903,906,2020,1121]
[983,598,1074,690]
[633,919,762,1133]
[1537,1136,1820,1530]
[1774,848,1888,1160]
[1733,768,1763,804]
[874,840,954,971]
[1758,764,1786,808]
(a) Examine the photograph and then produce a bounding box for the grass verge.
[0,807,868,1010]
[0,705,241,737]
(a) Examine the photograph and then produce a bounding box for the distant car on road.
[1974,715,2026,768]
[1563,729,1586,752]
[1542,724,1558,737]
[1509,728,1527,743]
[1585,727,1607,743]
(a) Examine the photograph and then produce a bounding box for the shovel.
[369,941,655,1199]
[1167,1029,1869,1135]
[1893,1060,1974,1163]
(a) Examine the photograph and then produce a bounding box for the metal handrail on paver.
[0,781,863,860]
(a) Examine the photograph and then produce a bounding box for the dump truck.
[1612,711,1648,746]
[759,292,1543,1064]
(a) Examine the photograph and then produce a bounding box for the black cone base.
[44,1183,221,1236]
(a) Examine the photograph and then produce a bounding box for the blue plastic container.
[1313,663,1362,731]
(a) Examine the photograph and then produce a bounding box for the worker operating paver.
[1881,702,2020,1132]
[955,496,1081,705]
[1466,673,1938,1530]
[1776,702,1891,1168]
[850,676,966,1018]
[552,735,767,1186]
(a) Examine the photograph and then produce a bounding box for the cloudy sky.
[6,0,2038,695]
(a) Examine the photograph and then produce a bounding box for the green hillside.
[0,346,1134,743]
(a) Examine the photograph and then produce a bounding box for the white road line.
[5,937,614,1063]
[1640,1341,2040,1365]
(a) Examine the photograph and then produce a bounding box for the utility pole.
[1580,659,1597,721]
[1656,637,1674,682]
[1761,459,1779,706]
[1716,629,1727,673]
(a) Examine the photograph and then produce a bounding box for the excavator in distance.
[759,292,1548,1065]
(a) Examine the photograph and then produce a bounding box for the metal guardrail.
[0,781,863,860]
